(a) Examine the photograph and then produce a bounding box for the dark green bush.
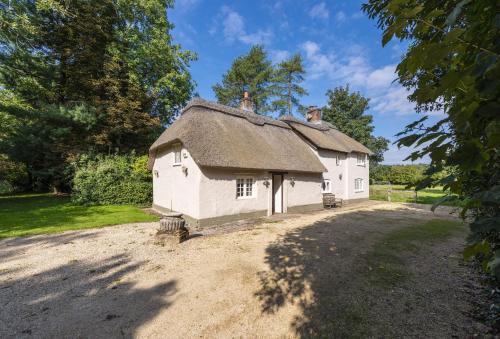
[72,154,152,205]
[0,155,29,194]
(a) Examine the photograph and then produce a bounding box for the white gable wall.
[311,148,348,199]
[345,153,369,200]
[152,145,202,219]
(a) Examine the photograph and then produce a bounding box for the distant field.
[369,185,459,206]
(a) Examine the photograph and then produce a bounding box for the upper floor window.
[354,178,364,192]
[173,145,182,165]
[336,154,341,166]
[356,154,366,166]
[236,178,255,198]
[321,179,332,193]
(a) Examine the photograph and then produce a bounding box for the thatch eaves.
[280,115,374,155]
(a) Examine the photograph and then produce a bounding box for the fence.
[369,182,420,203]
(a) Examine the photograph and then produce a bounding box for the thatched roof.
[149,98,327,173]
[280,115,373,155]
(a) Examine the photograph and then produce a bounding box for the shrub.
[72,154,152,205]
[0,155,29,193]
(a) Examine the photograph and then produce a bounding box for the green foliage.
[213,45,274,114]
[0,193,158,238]
[72,154,152,205]
[322,85,390,165]
[371,164,426,185]
[271,54,308,116]
[0,0,194,191]
[0,155,29,193]
[363,0,500,278]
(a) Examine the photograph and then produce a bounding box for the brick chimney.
[307,106,322,123]
[239,91,253,111]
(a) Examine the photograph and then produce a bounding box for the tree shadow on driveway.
[0,254,176,338]
[255,207,482,338]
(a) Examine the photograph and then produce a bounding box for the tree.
[213,45,274,114]
[271,54,308,116]
[322,85,389,165]
[363,0,499,277]
[0,0,195,191]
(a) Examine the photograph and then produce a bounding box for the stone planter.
[154,213,189,245]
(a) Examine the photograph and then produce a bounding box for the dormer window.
[356,154,366,166]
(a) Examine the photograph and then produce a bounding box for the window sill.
[173,163,182,167]
[354,190,364,193]
[236,196,256,200]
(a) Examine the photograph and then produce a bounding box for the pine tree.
[322,85,389,165]
[213,45,273,114]
[271,54,308,116]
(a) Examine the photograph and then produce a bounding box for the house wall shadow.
[0,254,176,338]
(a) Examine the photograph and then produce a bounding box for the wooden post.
[414,190,418,203]
[387,188,391,202]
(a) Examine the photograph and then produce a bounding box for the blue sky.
[169,0,438,164]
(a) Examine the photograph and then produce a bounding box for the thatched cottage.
[148,95,372,226]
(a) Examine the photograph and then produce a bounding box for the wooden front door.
[272,174,283,214]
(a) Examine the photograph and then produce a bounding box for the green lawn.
[0,193,159,238]
[369,184,459,206]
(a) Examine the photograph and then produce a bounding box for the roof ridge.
[280,115,337,131]
[183,97,290,129]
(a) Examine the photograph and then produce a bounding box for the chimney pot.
[240,91,253,111]
[307,106,322,123]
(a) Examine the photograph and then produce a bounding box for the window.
[354,178,364,192]
[321,179,332,193]
[336,154,341,166]
[236,178,254,198]
[356,154,366,166]
[173,146,181,165]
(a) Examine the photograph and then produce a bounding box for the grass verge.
[365,219,466,287]
[0,193,158,238]
[369,184,460,206]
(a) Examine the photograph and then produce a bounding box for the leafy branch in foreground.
[363,0,499,278]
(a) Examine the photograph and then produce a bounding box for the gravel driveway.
[0,202,486,338]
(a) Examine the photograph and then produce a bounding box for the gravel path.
[0,202,485,338]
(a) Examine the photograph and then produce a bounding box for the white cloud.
[175,0,200,11]
[219,7,273,45]
[309,2,329,20]
[300,40,416,116]
[335,11,347,23]
[270,49,290,64]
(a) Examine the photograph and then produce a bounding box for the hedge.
[72,154,152,205]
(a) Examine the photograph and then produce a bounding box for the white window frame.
[236,177,256,199]
[356,153,366,166]
[354,178,364,192]
[321,179,332,193]
[173,145,182,166]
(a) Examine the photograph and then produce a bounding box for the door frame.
[271,172,287,214]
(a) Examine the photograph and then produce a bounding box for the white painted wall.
[312,149,348,199]
[345,152,370,200]
[198,169,323,219]
[285,173,323,207]
[152,144,202,219]
[198,169,269,219]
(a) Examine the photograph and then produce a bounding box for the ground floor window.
[236,178,254,198]
[354,178,364,192]
[321,179,332,193]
